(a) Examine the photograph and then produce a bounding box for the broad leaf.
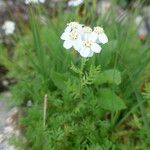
[99,40,117,67]
[96,69,121,85]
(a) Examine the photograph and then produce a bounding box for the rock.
[0,1,6,13]
[2,92,12,97]
[4,126,14,134]
[0,134,5,143]
[3,142,16,150]
[0,97,23,150]
[2,80,9,87]
[14,129,20,137]
[6,107,20,123]
[27,100,32,107]
[135,6,150,40]
[97,0,111,16]
[5,117,13,125]
[135,15,143,25]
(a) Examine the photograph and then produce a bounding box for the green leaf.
[96,69,121,85]
[98,88,126,111]
[99,40,117,67]
[51,71,69,90]
[143,83,150,100]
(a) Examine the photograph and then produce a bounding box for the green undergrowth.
[0,1,150,150]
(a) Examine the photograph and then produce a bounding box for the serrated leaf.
[143,83,150,100]
[98,88,126,111]
[96,69,121,85]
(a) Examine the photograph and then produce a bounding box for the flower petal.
[98,33,108,44]
[82,33,91,40]
[88,51,94,57]
[79,47,91,58]
[91,43,102,53]
[63,40,72,49]
[73,38,82,51]
[90,32,98,42]
[65,26,71,33]
[61,32,69,40]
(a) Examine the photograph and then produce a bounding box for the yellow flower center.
[83,26,92,33]
[94,27,104,34]
[69,30,78,40]
[83,40,92,48]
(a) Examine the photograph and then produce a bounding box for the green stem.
[80,58,87,77]
[111,51,119,126]
[43,94,48,128]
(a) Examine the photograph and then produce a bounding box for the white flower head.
[68,0,83,7]
[92,26,108,44]
[61,22,108,58]
[61,29,82,51]
[25,0,45,4]
[79,38,102,58]
[65,21,82,33]
[2,21,15,35]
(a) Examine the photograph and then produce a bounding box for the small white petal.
[98,33,108,44]
[63,40,72,49]
[73,38,82,51]
[65,26,71,33]
[79,47,91,58]
[90,32,98,42]
[82,33,89,40]
[61,32,69,40]
[88,51,94,57]
[91,43,102,53]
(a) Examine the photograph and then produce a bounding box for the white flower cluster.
[68,0,83,7]
[2,21,15,35]
[61,22,108,58]
[25,0,45,4]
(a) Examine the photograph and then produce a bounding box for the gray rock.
[0,95,22,150]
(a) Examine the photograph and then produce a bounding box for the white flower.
[61,22,108,58]
[61,29,82,51]
[79,38,102,58]
[68,0,83,7]
[2,21,15,35]
[65,22,82,33]
[92,26,108,44]
[25,0,45,4]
